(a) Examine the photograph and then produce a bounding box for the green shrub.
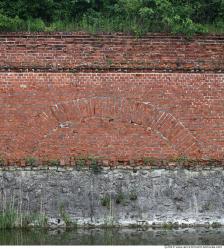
[143,157,156,165]
[89,157,102,174]
[47,159,60,167]
[129,191,138,201]
[59,205,72,227]
[44,20,66,32]
[0,14,25,31]
[75,157,85,170]
[25,157,38,167]
[166,16,207,37]
[0,0,223,35]
[101,194,111,209]
[0,157,5,166]
[115,192,125,204]
[26,18,46,32]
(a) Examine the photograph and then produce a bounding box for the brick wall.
[0,33,224,163]
[0,32,223,72]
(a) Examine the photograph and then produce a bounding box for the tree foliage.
[0,0,223,35]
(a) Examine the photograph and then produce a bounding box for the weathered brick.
[0,33,223,163]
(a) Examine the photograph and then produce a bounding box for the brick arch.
[36,96,201,158]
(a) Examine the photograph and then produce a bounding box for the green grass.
[1,14,223,35]
[75,157,85,170]
[0,210,48,230]
[25,157,38,167]
[143,157,157,166]
[46,159,60,167]
[0,210,17,230]
[59,203,78,229]
[59,205,72,227]
[0,157,5,166]
[89,157,102,174]
[101,195,111,209]
[204,22,224,34]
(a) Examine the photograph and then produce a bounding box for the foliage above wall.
[0,0,223,35]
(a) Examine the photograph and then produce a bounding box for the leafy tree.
[0,0,223,34]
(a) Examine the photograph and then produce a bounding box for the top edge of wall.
[0,31,223,72]
[0,31,224,40]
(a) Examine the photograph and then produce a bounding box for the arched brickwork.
[34,97,201,158]
[0,33,223,162]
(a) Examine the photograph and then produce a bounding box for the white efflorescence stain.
[20,84,27,89]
